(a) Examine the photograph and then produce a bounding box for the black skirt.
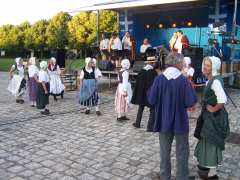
[36,82,50,109]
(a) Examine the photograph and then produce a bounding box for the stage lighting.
[172,23,177,28]
[159,23,163,28]
[187,21,192,27]
[146,24,150,29]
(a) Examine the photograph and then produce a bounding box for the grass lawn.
[0,58,85,72]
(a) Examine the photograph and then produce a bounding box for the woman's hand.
[206,105,216,113]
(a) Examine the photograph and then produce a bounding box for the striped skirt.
[28,77,38,101]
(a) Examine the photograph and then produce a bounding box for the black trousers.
[135,105,155,131]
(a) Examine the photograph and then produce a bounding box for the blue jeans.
[159,132,189,180]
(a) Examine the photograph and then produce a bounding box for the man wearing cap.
[148,52,197,180]
[131,56,158,131]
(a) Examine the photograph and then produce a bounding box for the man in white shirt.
[99,33,110,60]
[140,38,152,54]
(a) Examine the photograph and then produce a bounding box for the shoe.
[16,99,20,103]
[61,93,64,99]
[208,175,218,180]
[41,109,50,115]
[31,105,35,107]
[96,111,102,116]
[85,109,90,114]
[54,97,57,101]
[132,123,140,128]
[121,116,130,120]
[117,117,123,121]
[19,99,24,104]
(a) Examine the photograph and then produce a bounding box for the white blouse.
[122,36,132,50]
[100,39,109,50]
[80,67,102,80]
[28,65,39,78]
[110,37,122,50]
[11,64,25,77]
[39,70,50,83]
[207,79,227,104]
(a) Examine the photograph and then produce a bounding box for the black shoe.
[121,116,130,120]
[16,99,20,103]
[117,117,123,121]
[61,93,64,99]
[96,111,102,116]
[207,175,218,180]
[31,105,35,107]
[85,109,90,114]
[41,109,50,115]
[19,99,24,104]
[132,123,140,128]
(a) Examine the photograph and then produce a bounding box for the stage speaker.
[56,49,66,68]
[132,61,145,72]
[183,47,203,69]
[183,47,206,84]
[98,60,115,71]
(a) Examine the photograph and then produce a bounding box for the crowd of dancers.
[7,48,229,179]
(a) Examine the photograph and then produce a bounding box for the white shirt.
[100,38,109,50]
[39,70,50,83]
[143,64,153,71]
[174,35,183,53]
[48,64,61,76]
[110,37,122,50]
[182,67,195,77]
[140,44,152,53]
[80,67,102,80]
[122,36,132,50]
[207,79,227,104]
[11,64,24,77]
[28,65,39,78]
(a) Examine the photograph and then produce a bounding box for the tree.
[46,12,72,49]
[99,10,118,34]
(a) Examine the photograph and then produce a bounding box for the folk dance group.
[8,51,229,180]
[8,57,65,115]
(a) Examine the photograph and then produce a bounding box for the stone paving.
[0,71,240,180]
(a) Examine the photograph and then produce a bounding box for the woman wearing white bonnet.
[78,57,102,115]
[8,57,27,104]
[182,57,195,81]
[28,57,39,107]
[115,59,132,121]
[36,61,50,115]
[194,56,229,179]
[48,57,65,101]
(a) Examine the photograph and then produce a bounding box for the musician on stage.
[109,32,122,67]
[169,32,177,50]
[174,30,189,54]
[99,33,110,60]
[122,31,136,61]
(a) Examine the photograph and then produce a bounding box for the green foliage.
[46,12,72,49]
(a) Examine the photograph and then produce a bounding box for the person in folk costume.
[115,59,133,121]
[148,52,197,180]
[79,57,102,116]
[92,58,102,115]
[36,61,50,115]
[194,56,229,180]
[8,57,27,104]
[131,57,158,131]
[48,57,65,101]
[182,57,195,81]
[28,57,39,107]
[169,32,178,51]
[174,30,189,54]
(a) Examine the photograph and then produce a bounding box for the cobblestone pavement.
[0,71,240,180]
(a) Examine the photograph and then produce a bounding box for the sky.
[0,0,110,25]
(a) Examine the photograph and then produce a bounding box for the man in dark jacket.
[131,57,158,131]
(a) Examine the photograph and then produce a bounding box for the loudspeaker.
[183,47,203,69]
[98,60,115,71]
[132,61,145,72]
[56,49,66,68]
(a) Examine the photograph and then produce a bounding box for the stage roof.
[70,0,201,13]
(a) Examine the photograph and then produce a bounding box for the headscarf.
[15,57,22,66]
[85,57,92,67]
[40,61,48,70]
[121,59,130,70]
[92,58,97,65]
[29,57,36,65]
[184,57,191,68]
[51,57,56,64]
[202,56,221,76]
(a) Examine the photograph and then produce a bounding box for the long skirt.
[49,74,65,95]
[79,79,99,107]
[194,138,223,168]
[28,77,38,101]
[36,83,50,109]
[115,83,132,114]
